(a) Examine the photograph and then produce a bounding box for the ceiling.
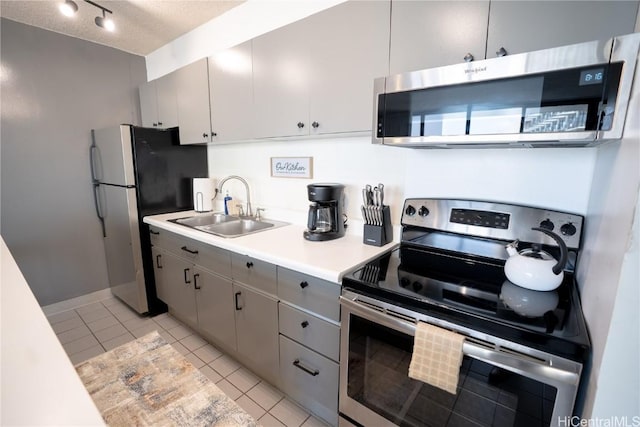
[0,0,246,56]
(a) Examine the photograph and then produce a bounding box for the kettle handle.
[531,227,568,275]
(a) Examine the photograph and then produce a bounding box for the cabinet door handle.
[235,292,242,310]
[153,123,158,127]
[158,121,163,126]
[496,47,508,57]
[301,321,309,328]
[181,246,199,255]
[299,281,309,289]
[311,121,319,129]
[463,53,474,62]
[202,133,209,138]
[297,122,305,129]
[193,273,201,290]
[246,261,254,269]
[156,254,162,269]
[212,132,217,137]
[184,268,191,284]
[293,359,319,376]
[150,229,160,235]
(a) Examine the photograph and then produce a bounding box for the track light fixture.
[58,0,78,17]
[58,0,115,32]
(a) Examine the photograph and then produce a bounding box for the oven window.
[347,315,557,426]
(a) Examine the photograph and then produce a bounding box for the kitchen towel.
[408,322,465,394]
[75,331,256,427]
[193,178,215,212]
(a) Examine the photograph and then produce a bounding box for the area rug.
[75,331,257,427]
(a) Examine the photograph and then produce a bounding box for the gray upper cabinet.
[389,1,490,74]
[252,0,390,138]
[208,41,255,143]
[306,0,390,135]
[486,1,639,57]
[174,58,212,145]
[139,73,178,129]
[252,16,309,138]
[389,0,639,75]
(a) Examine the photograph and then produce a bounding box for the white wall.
[205,137,597,229]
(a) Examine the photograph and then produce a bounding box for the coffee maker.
[303,183,346,241]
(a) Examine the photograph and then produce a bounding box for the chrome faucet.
[218,175,252,217]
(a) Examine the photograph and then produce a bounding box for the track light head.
[59,0,78,17]
[94,11,115,32]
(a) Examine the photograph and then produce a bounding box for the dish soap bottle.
[224,191,232,215]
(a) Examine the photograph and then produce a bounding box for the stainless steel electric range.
[339,199,590,427]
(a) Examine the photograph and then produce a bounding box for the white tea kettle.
[504,227,568,291]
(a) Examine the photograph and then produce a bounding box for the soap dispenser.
[224,191,232,215]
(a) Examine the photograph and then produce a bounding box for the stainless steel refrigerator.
[90,125,208,314]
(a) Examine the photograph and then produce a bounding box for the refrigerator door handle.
[89,130,103,183]
[93,183,106,237]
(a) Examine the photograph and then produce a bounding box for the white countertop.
[144,211,398,283]
[0,237,105,426]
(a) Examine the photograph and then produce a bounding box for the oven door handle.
[339,295,582,388]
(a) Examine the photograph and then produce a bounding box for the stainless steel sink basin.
[172,213,238,227]
[200,219,274,237]
[170,213,289,238]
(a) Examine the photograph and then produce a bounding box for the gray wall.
[1,19,146,306]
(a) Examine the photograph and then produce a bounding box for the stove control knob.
[560,222,576,236]
[418,206,430,217]
[539,219,555,231]
[400,277,410,288]
[412,281,423,292]
[405,205,416,216]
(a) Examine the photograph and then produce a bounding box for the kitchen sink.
[170,213,289,238]
[173,212,238,227]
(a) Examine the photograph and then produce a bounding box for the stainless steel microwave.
[373,33,640,148]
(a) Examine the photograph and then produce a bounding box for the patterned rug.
[76,331,257,427]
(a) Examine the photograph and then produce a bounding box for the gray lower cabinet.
[233,282,280,387]
[194,267,237,352]
[279,335,339,426]
[153,249,198,329]
[279,303,340,363]
[277,267,341,426]
[231,253,277,295]
[278,267,341,322]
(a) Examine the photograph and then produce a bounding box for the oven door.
[339,291,582,427]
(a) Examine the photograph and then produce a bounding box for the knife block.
[363,206,392,246]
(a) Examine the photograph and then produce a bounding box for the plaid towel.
[408,322,465,394]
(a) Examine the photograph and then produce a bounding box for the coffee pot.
[304,183,345,241]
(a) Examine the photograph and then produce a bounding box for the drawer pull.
[293,359,319,376]
[181,246,199,255]
[193,273,201,290]
[246,261,254,269]
[299,281,309,289]
[235,292,242,310]
[150,229,160,235]
[184,268,191,284]
[301,321,309,328]
[155,254,162,269]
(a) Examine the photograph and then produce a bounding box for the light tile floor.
[46,295,329,427]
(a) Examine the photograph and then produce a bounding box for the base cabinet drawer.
[231,253,277,295]
[279,335,339,426]
[278,267,340,322]
[279,302,340,362]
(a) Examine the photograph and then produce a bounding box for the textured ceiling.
[0,0,245,56]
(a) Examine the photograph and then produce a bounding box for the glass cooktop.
[342,243,590,362]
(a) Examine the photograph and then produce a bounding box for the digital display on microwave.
[579,68,604,86]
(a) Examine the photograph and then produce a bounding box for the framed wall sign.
[270,157,313,179]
